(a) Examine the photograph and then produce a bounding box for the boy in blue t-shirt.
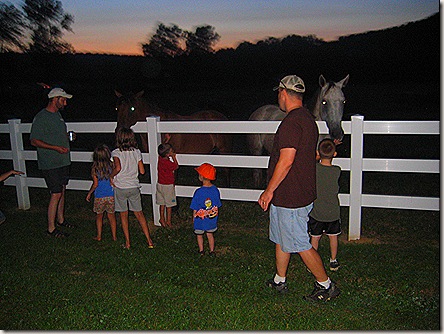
[190,163,221,256]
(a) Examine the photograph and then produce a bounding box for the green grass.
[0,186,439,330]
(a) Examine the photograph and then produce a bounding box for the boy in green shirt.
[308,138,342,271]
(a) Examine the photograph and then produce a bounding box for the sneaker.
[265,278,289,294]
[330,259,340,271]
[198,250,205,256]
[303,281,340,302]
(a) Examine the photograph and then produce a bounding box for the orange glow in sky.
[9,0,439,56]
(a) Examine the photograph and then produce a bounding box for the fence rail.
[0,116,439,240]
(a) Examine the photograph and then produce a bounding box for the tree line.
[0,0,438,91]
[0,0,73,53]
[0,0,221,55]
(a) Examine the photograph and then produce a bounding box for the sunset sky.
[7,0,439,55]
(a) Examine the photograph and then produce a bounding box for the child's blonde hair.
[92,144,113,180]
[116,127,138,151]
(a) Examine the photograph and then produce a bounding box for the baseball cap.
[273,75,305,93]
[195,163,216,180]
[48,88,73,99]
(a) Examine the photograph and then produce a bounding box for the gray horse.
[247,74,349,187]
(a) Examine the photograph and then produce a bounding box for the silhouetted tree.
[22,0,74,54]
[142,22,220,58]
[185,25,220,54]
[0,3,25,52]
[142,23,185,58]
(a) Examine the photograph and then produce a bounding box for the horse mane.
[304,80,338,120]
[304,87,320,114]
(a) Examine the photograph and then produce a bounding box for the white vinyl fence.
[0,116,439,240]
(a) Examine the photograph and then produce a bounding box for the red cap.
[195,163,216,180]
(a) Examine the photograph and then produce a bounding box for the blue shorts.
[269,203,313,253]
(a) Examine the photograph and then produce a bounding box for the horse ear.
[319,75,327,87]
[135,90,145,98]
[37,82,51,89]
[338,74,350,88]
[115,90,123,98]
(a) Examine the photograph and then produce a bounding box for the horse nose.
[330,126,344,142]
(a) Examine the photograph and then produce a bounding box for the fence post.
[348,115,364,240]
[8,119,30,210]
[146,116,161,226]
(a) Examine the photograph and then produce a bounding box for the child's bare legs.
[196,234,204,252]
[166,206,172,227]
[133,210,154,247]
[94,212,104,241]
[159,205,166,226]
[206,232,215,252]
[107,212,117,241]
[328,234,338,260]
[120,211,130,249]
[310,235,321,250]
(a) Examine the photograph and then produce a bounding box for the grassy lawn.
[0,186,439,330]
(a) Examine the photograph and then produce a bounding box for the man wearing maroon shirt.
[258,75,340,302]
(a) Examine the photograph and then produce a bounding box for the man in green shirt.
[30,87,75,237]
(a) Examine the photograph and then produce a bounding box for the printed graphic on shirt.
[195,198,219,219]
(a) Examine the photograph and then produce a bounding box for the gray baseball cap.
[48,88,73,99]
[273,75,305,93]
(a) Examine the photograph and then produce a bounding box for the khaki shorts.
[156,183,177,207]
[114,187,142,212]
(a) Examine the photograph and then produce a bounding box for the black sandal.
[47,229,69,238]
[57,221,76,228]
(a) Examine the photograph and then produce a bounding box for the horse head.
[114,90,145,131]
[315,74,349,143]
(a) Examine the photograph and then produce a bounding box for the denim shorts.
[194,227,217,235]
[269,203,313,253]
[114,187,142,212]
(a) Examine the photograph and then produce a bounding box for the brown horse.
[115,90,232,155]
